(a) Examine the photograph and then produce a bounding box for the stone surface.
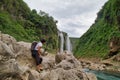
[0,32,97,80]
[55,53,66,64]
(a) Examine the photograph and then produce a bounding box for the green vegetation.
[70,37,79,52]
[74,0,120,58]
[0,0,59,52]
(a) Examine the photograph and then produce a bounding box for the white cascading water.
[66,35,72,53]
[58,31,64,53]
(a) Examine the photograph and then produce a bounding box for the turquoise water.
[83,69,120,80]
[90,70,120,80]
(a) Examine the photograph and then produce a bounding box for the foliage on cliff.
[0,0,59,51]
[75,0,120,58]
[70,37,79,52]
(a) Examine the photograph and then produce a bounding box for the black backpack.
[31,41,38,51]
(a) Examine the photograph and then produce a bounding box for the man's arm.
[37,46,42,55]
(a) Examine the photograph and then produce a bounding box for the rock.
[113,53,120,61]
[0,32,97,80]
[41,68,81,80]
[42,57,55,70]
[85,73,97,80]
[106,37,120,58]
[0,59,17,73]
[55,53,66,64]
[41,68,97,80]
[55,53,82,70]
[66,54,81,68]
[41,53,97,80]
[0,31,2,40]
[17,41,31,50]
[0,73,23,80]
[56,60,75,70]
[0,41,6,55]
[28,70,40,80]
[56,59,82,70]
[0,33,16,45]
[0,33,37,80]
[0,41,15,57]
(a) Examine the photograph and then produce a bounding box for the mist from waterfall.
[66,35,72,53]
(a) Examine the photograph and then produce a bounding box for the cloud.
[24,0,108,37]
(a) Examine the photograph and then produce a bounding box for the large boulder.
[55,54,82,70]
[41,68,97,80]
[0,32,39,80]
[41,53,96,80]
[42,56,55,70]
[107,37,120,58]
[55,53,66,64]
[113,53,120,61]
[0,41,15,57]
[0,33,16,45]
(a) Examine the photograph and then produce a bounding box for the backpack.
[31,41,38,51]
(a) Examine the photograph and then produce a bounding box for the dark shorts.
[31,50,43,65]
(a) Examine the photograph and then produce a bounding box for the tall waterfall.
[58,31,72,54]
[66,35,72,53]
[58,31,64,53]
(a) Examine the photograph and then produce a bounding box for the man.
[33,39,46,71]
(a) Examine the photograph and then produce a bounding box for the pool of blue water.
[83,69,120,80]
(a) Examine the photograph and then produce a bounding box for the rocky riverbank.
[0,32,97,80]
[78,56,120,73]
[78,37,120,73]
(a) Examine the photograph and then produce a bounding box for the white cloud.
[24,0,108,37]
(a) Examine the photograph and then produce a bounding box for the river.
[83,69,120,80]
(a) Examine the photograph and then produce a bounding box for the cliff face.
[0,0,59,51]
[75,0,120,58]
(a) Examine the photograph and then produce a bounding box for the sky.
[23,0,108,37]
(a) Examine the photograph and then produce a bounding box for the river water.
[83,69,120,80]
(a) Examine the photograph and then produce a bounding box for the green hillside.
[70,37,79,52]
[0,0,59,51]
[75,0,120,58]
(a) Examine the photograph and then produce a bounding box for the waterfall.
[58,31,64,53]
[66,35,72,53]
[58,31,72,54]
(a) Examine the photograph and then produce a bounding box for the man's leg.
[38,57,43,70]
[34,52,42,71]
